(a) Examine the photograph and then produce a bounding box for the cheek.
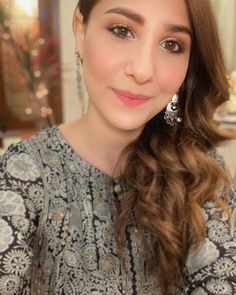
[83,34,122,80]
[157,58,189,92]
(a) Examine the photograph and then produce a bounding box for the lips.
[113,89,152,106]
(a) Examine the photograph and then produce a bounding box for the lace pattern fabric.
[0,126,235,294]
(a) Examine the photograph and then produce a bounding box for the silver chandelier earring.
[75,52,85,116]
[164,94,182,126]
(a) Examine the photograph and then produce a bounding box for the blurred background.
[0,0,236,180]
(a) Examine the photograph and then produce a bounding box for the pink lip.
[114,89,152,106]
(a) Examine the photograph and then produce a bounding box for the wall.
[211,0,236,72]
[59,0,87,122]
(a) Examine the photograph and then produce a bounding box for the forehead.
[90,0,190,28]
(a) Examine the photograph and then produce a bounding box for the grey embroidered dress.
[0,126,236,295]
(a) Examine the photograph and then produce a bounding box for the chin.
[110,118,146,134]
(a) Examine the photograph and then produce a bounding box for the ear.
[73,10,86,59]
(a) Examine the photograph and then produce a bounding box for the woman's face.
[75,0,192,133]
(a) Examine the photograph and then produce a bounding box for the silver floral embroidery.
[2,249,31,275]
[0,219,14,252]
[6,153,40,181]
[190,287,208,295]
[11,216,30,233]
[64,250,77,267]
[0,127,236,295]
[0,191,26,216]
[206,278,232,294]
[0,274,20,295]
[99,254,120,277]
[186,238,220,274]
[83,246,98,271]
[207,219,231,244]
[93,198,111,221]
[213,257,236,277]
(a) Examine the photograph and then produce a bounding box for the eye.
[161,39,184,53]
[108,24,134,39]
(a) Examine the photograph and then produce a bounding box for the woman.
[0,0,236,294]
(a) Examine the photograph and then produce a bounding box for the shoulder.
[0,135,44,220]
[185,188,236,294]
[206,146,236,235]
[0,140,40,183]
[0,126,66,215]
[0,128,62,289]
[185,168,236,294]
[0,126,60,177]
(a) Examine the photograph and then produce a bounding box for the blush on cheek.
[158,63,188,92]
[85,45,107,76]
[84,35,120,80]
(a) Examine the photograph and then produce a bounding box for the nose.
[124,42,155,84]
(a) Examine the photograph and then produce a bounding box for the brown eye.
[108,25,134,39]
[161,39,183,53]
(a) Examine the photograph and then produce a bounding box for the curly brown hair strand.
[74,0,235,294]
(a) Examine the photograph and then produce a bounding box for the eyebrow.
[164,23,192,39]
[105,7,192,38]
[105,7,145,25]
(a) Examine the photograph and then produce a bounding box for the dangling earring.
[164,94,182,126]
[75,52,85,116]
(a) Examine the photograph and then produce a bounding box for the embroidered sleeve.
[184,180,236,295]
[0,143,43,294]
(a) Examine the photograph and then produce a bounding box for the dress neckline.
[52,125,123,183]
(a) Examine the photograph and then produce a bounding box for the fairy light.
[38,38,45,45]
[35,84,49,99]
[36,90,44,99]
[34,70,41,78]
[3,33,10,40]
[42,88,49,96]
[47,108,53,115]
[25,107,33,115]
[0,3,56,128]
[31,49,39,57]
[41,106,48,118]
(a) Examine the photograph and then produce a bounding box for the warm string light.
[31,49,39,57]
[0,5,56,129]
[25,83,52,119]
[24,52,56,126]
[38,38,45,45]
[2,33,10,40]
[34,70,41,78]
[36,86,49,99]
[41,106,53,117]
[25,107,33,115]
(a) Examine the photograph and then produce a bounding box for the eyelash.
[108,24,134,39]
[108,24,185,54]
[161,39,185,53]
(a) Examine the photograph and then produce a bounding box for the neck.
[79,112,141,175]
[61,109,142,178]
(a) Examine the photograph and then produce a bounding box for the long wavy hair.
[75,0,234,293]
